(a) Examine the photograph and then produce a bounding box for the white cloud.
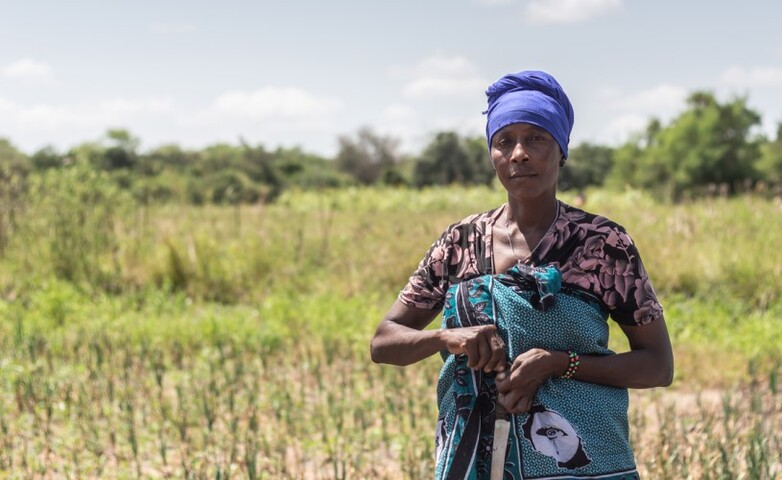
[605,84,688,112]
[590,84,688,145]
[149,23,197,34]
[384,56,490,151]
[403,77,486,98]
[212,87,343,120]
[378,105,422,153]
[392,55,487,99]
[0,96,177,133]
[382,104,416,122]
[598,113,649,144]
[378,106,486,155]
[2,58,53,83]
[473,0,515,5]
[720,65,782,88]
[525,0,622,24]
[0,97,15,111]
[98,98,174,114]
[162,87,348,155]
[431,114,487,137]
[14,104,95,129]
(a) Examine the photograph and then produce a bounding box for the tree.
[558,143,614,191]
[0,139,29,253]
[608,91,762,199]
[31,146,64,170]
[205,169,257,204]
[272,147,348,189]
[140,144,196,176]
[0,138,29,177]
[102,129,140,170]
[239,140,283,202]
[335,127,400,185]
[413,132,495,187]
[196,143,244,177]
[464,136,498,186]
[756,122,782,186]
[66,141,104,168]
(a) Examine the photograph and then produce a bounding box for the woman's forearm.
[371,300,508,371]
[497,346,672,415]
[553,317,674,389]
[370,300,445,366]
[546,349,673,389]
[370,322,446,366]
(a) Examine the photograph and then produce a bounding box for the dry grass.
[1,185,781,478]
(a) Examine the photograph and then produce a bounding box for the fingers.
[449,325,506,372]
[461,326,505,372]
[465,340,480,369]
[511,396,533,414]
[483,332,507,373]
[474,334,491,370]
[476,330,507,372]
[495,361,521,393]
[467,335,493,371]
[495,349,551,414]
[498,392,533,414]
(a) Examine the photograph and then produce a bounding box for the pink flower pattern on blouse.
[398,201,662,326]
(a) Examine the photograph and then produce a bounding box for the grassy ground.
[0,183,780,478]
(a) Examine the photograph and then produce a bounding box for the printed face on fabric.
[490,122,562,201]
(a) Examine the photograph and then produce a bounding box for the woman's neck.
[505,194,559,232]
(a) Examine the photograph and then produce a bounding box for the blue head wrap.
[485,70,575,158]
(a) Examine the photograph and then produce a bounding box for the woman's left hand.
[495,348,559,414]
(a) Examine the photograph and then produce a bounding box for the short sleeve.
[397,214,493,310]
[601,228,663,326]
[398,227,455,310]
[556,210,663,327]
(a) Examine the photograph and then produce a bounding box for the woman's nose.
[510,141,528,162]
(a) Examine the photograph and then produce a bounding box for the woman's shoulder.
[539,201,640,265]
[421,205,503,257]
[559,202,630,236]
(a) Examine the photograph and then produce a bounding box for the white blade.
[490,418,510,480]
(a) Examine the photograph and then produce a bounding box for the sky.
[2,0,782,157]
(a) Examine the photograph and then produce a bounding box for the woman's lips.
[509,171,536,178]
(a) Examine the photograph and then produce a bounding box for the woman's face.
[490,123,562,201]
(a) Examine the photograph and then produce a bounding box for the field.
[0,179,781,479]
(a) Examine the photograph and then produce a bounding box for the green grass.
[0,182,781,478]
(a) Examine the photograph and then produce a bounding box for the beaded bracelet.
[561,350,580,379]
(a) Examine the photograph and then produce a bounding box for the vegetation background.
[0,90,781,478]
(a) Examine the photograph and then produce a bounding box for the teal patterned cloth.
[434,265,639,480]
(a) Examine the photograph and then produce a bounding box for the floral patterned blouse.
[398,201,662,326]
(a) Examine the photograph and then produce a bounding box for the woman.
[370,70,673,479]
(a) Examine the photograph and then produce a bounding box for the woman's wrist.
[560,350,581,379]
[435,328,458,354]
[435,328,450,347]
[546,349,571,378]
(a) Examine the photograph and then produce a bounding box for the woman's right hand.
[441,325,507,373]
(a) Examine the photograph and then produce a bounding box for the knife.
[490,401,510,480]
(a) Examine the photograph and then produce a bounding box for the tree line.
[2,90,782,205]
